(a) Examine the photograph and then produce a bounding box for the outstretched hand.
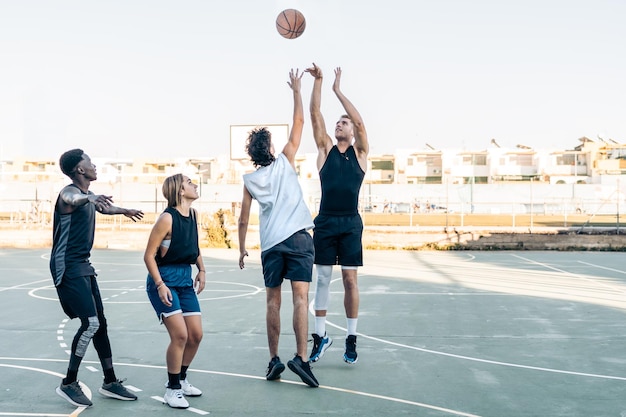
[124,209,144,222]
[332,67,342,92]
[304,62,323,79]
[287,68,303,91]
[89,194,113,212]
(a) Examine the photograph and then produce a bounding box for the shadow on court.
[1,248,625,416]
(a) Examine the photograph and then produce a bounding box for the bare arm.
[100,205,144,221]
[282,68,304,167]
[237,186,252,269]
[193,208,206,294]
[143,212,174,307]
[194,251,206,294]
[59,186,144,221]
[305,63,334,169]
[333,67,369,170]
[58,186,113,214]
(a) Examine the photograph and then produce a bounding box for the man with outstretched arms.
[50,148,143,408]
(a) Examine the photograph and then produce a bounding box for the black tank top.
[319,146,365,215]
[156,207,199,266]
[49,184,97,285]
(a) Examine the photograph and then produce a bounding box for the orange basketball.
[276,9,306,39]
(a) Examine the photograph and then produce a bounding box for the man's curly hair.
[59,148,84,177]
[245,127,275,168]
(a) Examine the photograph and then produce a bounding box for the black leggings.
[68,312,112,371]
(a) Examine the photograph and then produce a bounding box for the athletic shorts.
[313,213,363,266]
[56,275,103,319]
[261,229,314,288]
[146,264,201,323]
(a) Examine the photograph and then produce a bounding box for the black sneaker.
[344,335,358,364]
[309,333,333,363]
[56,381,93,407]
[98,379,138,401]
[266,356,285,380]
[287,355,319,387]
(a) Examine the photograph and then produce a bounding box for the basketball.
[276,9,306,39]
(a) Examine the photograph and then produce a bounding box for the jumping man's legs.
[266,285,282,358]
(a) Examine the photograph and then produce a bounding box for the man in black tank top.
[305,64,369,364]
[50,149,144,408]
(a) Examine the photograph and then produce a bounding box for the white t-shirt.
[243,153,314,251]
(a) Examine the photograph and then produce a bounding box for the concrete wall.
[3,225,625,252]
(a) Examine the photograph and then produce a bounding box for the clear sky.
[1,0,625,160]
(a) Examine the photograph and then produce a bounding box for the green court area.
[1,248,625,416]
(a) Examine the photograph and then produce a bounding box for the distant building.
[3,138,626,187]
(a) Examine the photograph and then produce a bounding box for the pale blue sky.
[1,0,625,159]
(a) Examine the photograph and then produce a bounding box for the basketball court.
[1,248,625,416]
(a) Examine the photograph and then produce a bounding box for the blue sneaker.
[309,333,333,363]
[344,335,358,364]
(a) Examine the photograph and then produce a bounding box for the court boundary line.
[315,269,626,382]
[0,357,482,417]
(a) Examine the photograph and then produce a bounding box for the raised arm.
[333,67,369,169]
[282,68,304,167]
[305,63,334,167]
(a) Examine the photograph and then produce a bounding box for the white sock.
[315,316,326,337]
[346,318,358,336]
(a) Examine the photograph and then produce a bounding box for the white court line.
[150,397,210,415]
[511,254,626,294]
[318,386,480,417]
[28,281,264,303]
[0,358,480,417]
[578,260,626,275]
[356,330,626,381]
[0,363,87,417]
[0,411,68,417]
[0,413,69,416]
[180,368,479,417]
[313,265,626,382]
[0,279,51,292]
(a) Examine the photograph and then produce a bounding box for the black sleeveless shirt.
[318,145,365,216]
[156,207,200,266]
[50,184,97,285]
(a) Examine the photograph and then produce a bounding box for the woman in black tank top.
[144,174,207,409]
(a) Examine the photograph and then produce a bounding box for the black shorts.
[56,275,103,319]
[261,229,314,288]
[313,213,363,266]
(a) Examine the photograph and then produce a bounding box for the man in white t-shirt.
[237,69,318,388]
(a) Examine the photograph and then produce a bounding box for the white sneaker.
[163,388,189,409]
[181,379,202,397]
